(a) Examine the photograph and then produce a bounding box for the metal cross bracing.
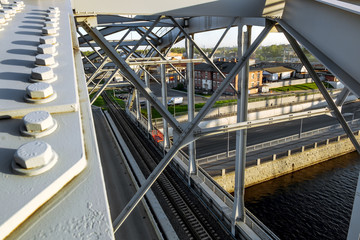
[74,1,360,238]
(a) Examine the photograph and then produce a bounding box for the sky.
[174,26,289,48]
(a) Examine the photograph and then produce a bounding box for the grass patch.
[272,82,320,92]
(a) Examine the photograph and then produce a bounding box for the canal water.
[244,152,360,240]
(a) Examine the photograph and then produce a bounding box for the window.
[251,73,255,79]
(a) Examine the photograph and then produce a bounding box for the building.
[194,60,263,95]
[262,66,295,81]
[252,62,309,79]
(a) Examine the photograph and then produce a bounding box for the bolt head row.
[14,141,53,169]
[26,82,54,99]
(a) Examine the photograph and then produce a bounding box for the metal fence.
[213,130,360,176]
[197,118,360,165]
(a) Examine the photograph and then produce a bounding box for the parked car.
[167,97,183,105]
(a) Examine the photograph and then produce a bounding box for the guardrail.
[214,130,360,177]
[173,150,279,240]
[197,118,360,165]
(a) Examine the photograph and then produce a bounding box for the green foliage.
[82,51,94,56]
[174,83,185,90]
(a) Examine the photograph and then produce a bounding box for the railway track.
[103,93,233,240]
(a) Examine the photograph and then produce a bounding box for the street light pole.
[299,118,303,138]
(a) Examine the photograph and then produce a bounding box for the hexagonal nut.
[23,111,54,132]
[46,13,59,18]
[14,0,24,5]
[14,141,53,169]
[26,82,54,99]
[35,54,55,66]
[42,26,57,35]
[31,66,54,80]
[0,12,11,20]
[37,44,56,54]
[3,8,15,16]
[45,16,58,23]
[39,36,57,45]
[44,21,58,28]
[48,9,59,15]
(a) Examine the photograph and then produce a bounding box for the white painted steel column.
[145,72,153,131]
[135,88,141,120]
[186,34,197,184]
[232,24,251,233]
[161,64,170,148]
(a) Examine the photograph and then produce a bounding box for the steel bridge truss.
[74,1,360,238]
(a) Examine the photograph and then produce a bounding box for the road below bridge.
[183,100,360,159]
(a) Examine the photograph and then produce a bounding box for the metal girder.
[126,17,161,60]
[81,52,97,69]
[79,20,183,135]
[158,17,265,51]
[277,23,360,154]
[86,29,131,85]
[136,26,161,43]
[169,16,238,94]
[232,25,250,229]
[80,40,158,48]
[281,0,360,96]
[186,35,197,182]
[78,26,127,45]
[90,69,120,105]
[144,39,186,79]
[335,88,350,107]
[77,29,104,59]
[111,21,274,231]
[208,17,237,59]
[73,0,268,17]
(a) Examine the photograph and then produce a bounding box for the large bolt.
[42,26,57,35]
[46,13,59,18]
[35,54,56,66]
[44,20,58,28]
[23,111,54,132]
[14,0,25,6]
[0,12,11,21]
[1,8,15,16]
[45,16,58,23]
[39,35,57,45]
[31,66,54,80]
[14,141,53,169]
[49,7,59,11]
[26,82,54,99]
[10,5,21,12]
[37,44,56,54]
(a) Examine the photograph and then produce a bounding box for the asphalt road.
[92,109,158,240]
[184,100,360,159]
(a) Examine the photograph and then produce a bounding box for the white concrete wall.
[266,78,314,88]
[214,134,360,192]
